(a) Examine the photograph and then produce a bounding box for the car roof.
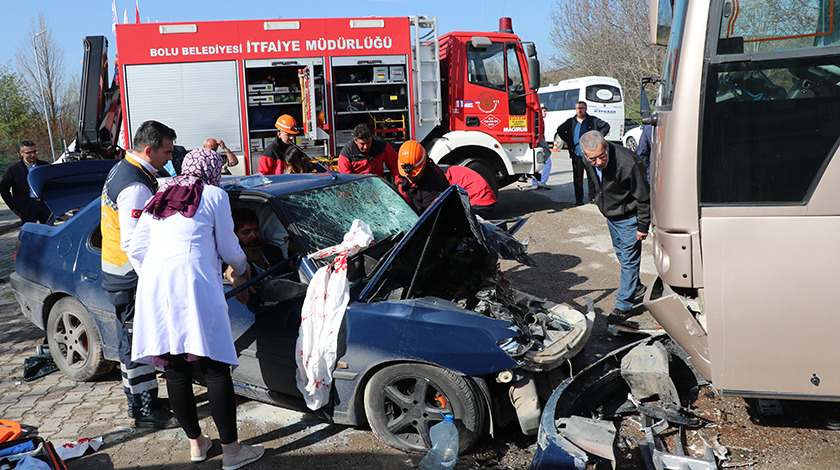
[221,172,375,197]
[30,161,376,215]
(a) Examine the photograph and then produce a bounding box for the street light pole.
[32,30,56,161]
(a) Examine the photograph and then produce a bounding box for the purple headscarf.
[144,148,225,219]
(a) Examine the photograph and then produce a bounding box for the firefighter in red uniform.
[258,114,299,175]
[443,165,498,219]
[337,123,399,178]
[395,140,450,214]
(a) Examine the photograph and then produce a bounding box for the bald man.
[204,138,238,167]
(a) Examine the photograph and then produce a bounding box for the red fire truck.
[109,15,545,190]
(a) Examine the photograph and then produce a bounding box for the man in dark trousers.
[101,121,178,429]
[556,102,610,205]
[337,123,399,178]
[0,140,51,223]
[580,130,650,324]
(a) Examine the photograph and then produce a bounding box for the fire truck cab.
[111,15,544,190]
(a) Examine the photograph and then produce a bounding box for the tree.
[0,64,37,142]
[548,0,665,117]
[14,10,72,159]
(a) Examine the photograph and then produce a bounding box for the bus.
[644,0,840,400]
[537,76,625,145]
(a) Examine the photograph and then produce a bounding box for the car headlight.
[497,336,529,357]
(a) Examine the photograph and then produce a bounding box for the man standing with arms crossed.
[580,130,650,324]
[556,102,610,205]
[101,120,178,429]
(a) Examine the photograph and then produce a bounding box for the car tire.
[625,136,638,152]
[457,158,499,196]
[47,297,113,381]
[364,363,484,453]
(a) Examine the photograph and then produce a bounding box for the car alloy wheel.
[364,363,484,453]
[47,297,113,381]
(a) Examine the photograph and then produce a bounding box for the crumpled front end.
[361,188,593,373]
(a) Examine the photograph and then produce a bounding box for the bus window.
[718,0,840,54]
[585,84,621,103]
[700,58,840,204]
[660,0,689,107]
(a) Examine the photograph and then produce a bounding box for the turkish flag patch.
[131,209,143,218]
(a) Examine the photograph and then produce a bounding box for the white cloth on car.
[296,219,374,410]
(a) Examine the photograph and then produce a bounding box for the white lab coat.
[128,185,247,366]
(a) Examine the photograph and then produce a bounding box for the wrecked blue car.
[12,162,593,453]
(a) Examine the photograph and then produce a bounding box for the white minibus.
[538,76,625,145]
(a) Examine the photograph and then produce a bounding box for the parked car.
[12,161,593,454]
[622,125,644,152]
[624,117,641,133]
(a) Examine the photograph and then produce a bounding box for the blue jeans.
[531,152,552,186]
[606,216,642,311]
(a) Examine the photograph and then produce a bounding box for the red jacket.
[258,138,290,175]
[337,138,399,177]
[444,165,497,206]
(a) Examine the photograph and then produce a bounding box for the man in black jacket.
[580,130,650,324]
[556,102,610,205]
[0,140,51,223]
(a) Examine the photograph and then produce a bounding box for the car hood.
[359,186,531,302]
[355,186,592,373]
[28,160,118,215]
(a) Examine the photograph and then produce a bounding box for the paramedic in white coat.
[127,148,265,469]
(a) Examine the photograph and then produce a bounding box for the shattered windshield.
[276,177,418,253]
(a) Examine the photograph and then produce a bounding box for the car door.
[225,199,305,400]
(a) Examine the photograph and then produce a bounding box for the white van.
[538,76,625,145]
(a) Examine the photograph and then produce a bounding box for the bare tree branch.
[548,0,665,116]
[14,10,70,156]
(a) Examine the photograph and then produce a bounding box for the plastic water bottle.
[419,414,459,469]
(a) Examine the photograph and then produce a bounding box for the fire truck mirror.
[470,36,492,50]
[528,58,540,91]
[524,43,537,58]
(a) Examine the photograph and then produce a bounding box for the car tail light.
[14,239,20,262]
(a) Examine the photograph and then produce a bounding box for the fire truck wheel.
[458,158,499,196]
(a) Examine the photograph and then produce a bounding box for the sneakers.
[191,435,212,462]
[222,443,265,470]
[538,183,551,190]
[633,284,647,304]
[520,185,538,192]
[607,307,633,325]
[135,407,179,429]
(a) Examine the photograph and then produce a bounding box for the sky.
[0,0,557,78]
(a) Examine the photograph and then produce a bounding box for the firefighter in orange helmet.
[258,114,299,175]
[395,140,449,214]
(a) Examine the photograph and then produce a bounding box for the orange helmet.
[398,140,427,178]
[275,114,300,135]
